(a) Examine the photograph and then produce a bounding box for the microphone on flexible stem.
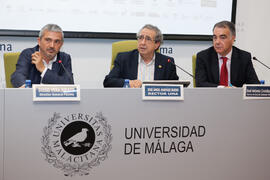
[58,60,74,84]
[252,57,270,69]
[167,59,194,78]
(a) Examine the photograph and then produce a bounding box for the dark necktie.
[219,57,228,86]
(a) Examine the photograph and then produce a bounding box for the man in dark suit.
[195,21,259,87]
[11,24,74,88]
[103,24,179,88]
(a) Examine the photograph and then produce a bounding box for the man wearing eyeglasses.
[195,21,259,87]
[103,24,179,88]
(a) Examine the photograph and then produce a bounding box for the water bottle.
[123,79,130,88]
[260,80,265,85]
[25,79,32,88]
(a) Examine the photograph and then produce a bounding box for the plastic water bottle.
[123,79,130,88]
[25,79,32,88]
[260,80,265,85]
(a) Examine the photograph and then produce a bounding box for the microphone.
[167,59,194,78]
[58,60,74,84]
[252,57,270,69]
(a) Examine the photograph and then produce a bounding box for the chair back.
[111,40,161,70]
[111,40,138,70]
[3,52,20,88]
[192,54,196,87]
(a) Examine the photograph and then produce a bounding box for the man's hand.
[31,52,45,73]
[129,80,142,88]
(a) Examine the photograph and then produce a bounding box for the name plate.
[33,84,80,101]
[142,84,184,100]
[243,84,270,99]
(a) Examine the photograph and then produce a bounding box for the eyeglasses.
[137,35,155,42]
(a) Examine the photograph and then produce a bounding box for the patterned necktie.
[219,57,228,86]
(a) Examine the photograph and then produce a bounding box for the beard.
[41,47,57,60]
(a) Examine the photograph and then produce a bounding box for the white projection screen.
[0,0,236,40]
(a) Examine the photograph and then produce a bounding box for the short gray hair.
[137,24,163,44]
[213,21,236,37]
[39,24,64,40]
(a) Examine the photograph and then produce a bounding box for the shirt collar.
[217,48,233,60]
[40,52,57,65]
[138,53,155,65]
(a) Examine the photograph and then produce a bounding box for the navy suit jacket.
[195,46,259,87]
[11,45,74,87]
[103,49,179,87]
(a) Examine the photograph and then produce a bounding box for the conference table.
[0,88,270,180]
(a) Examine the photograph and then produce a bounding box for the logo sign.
[142,84,184,100]
[41,112,112,176]
[33,84,80,101]
[243,84,270,99]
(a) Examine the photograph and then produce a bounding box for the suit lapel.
[52,60,60,72]
[130,50,139,79]
[154,53,162,80]
[52,53,61,72]
[211,51,219,84]
[230,47,238,84]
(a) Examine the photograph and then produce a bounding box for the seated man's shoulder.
[116,49,138,61]
[197,46,215,57]
[156,52,173,61]
[233,46,251,57]
[58,51,71,59]
[20,46,38,55]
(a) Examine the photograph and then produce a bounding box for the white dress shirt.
[217,49,232,87]
[40,56,57,81]
[137,54,155,82]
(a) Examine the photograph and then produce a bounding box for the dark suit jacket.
[195,46,259,87]
[103,49,179,87]
[11,45,74,87]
